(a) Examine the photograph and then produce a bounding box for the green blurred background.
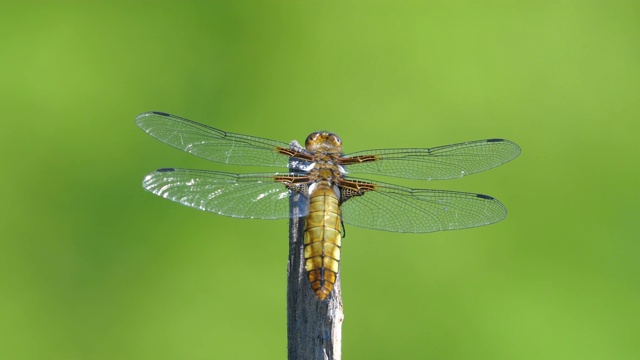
[2,1,639,359]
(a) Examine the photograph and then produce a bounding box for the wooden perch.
[287,189,344,360]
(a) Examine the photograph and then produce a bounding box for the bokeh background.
[2,1,639,359]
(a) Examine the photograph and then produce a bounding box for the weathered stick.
[287,187,344,360]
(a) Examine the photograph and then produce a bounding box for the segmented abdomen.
[304,182,342,300]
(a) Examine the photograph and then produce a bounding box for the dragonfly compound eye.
[305,132,322,149]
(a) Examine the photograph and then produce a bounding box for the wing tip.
[489,138,522,153]
[135,111,172,126]
[141,168,176,189]
[475,193,509,225]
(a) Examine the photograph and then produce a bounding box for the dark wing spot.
[486,138,505,143]
[156,168,176,172]
[152,111,171,117]
[476,194,495,200]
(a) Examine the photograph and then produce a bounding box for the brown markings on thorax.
[338,154,379,165]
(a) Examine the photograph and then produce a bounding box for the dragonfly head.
[305,131,342,153]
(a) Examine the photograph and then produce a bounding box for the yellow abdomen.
[304,181,342,300]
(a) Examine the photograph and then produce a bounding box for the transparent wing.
[142,168,310,219]
[340,178,507,233]
[136,111,296,168]
[342,139,521,180]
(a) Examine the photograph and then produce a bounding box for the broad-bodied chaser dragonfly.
[137,111,521,300]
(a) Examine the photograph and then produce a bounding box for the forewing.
[339,178,507,233]
[341,139,521,180]
[136,111,298,168]
[142,169,309,219]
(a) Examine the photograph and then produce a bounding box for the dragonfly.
[136,111,521,300]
